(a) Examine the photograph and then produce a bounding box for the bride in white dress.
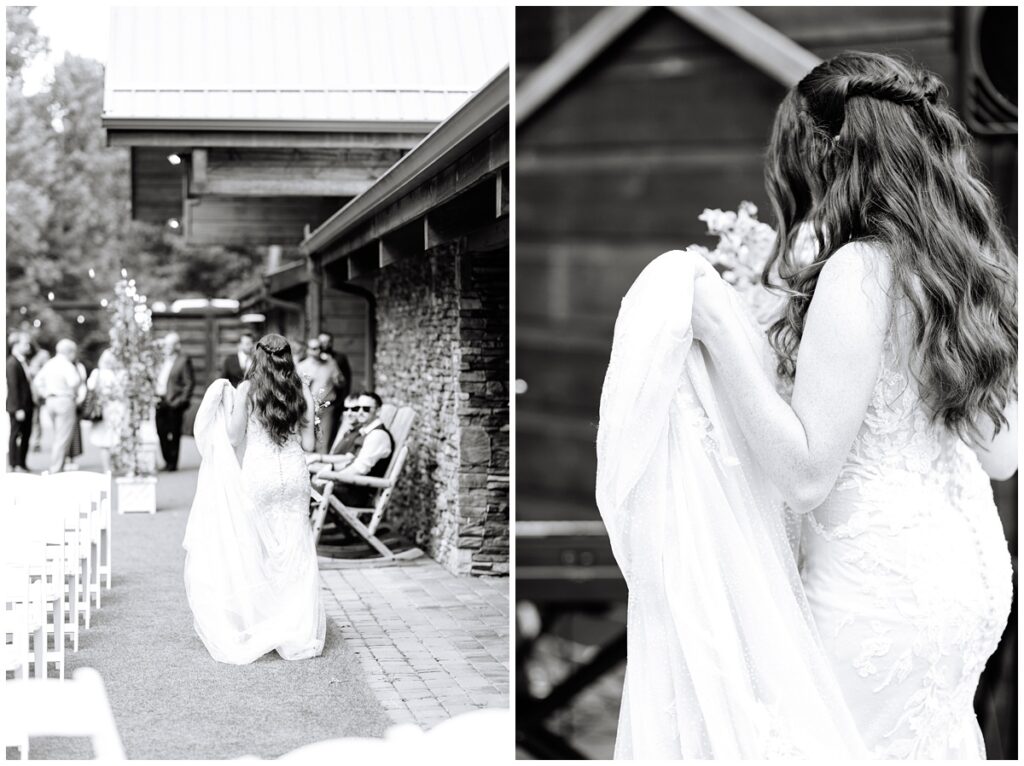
[597,52,1016,759]
[184,333,326,664]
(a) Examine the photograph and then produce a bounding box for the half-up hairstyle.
[245,333,308,447]
[763,51,1017,440]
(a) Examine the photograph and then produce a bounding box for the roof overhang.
[516,6,821,127]
[265,260,309,295]
[102,117,437,135]
[301,68,510,258]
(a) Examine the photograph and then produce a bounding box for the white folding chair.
[46,472,111,609]
[4,478,67,678]
[1,560,47,681]
[2,667,126,760]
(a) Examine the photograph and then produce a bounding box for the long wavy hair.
[762,51,1017,440]
[244,333,307,447]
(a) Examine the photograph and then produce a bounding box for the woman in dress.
[598,52,1016,758]
[87,349,127,472]
[183,333,326,664]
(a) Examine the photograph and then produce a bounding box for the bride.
[597,52,1016,758]
[183,333,326,664]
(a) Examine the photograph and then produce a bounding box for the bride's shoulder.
[817,240,894,308]
[809,241,894,338]
[820,240,892,285]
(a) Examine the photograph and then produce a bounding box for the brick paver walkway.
[320,562,510,728]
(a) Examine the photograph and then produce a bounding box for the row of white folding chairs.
[3,471,112,680]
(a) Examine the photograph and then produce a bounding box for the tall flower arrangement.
[107,271,160,477]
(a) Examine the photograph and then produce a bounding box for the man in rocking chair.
[306,391,394,510]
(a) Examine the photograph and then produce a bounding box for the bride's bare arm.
[970,400,1018,480]
[227,381,250,446]
[694,243,891,513]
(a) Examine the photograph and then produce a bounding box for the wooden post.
[191,149,208,194]
[306,255,323,337]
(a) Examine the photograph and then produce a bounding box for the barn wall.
[321,286,370,390]
[515,5,1018,522]
[150,312,254,435]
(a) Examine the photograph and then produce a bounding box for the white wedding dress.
[183,380,326,664]
[596,250,1011,759]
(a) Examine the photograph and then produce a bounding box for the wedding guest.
[305,393,360,474]
[65,355,90,470]
[221,331,255,387]
[35,338,86,473]
[27,344,49,453]
[314,391,394,508]
[155,332,195,472]
[87,349,128,472]
[6,332,35,472]
[317,331,352,448]
[296,337,344,453]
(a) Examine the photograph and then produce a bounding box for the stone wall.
[374,252,463,569]
[373,246,509,575]
[458,251,510,575]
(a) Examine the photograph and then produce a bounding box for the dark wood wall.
[516,7,1017,757]
[516,3,1017,521]
[150,312,254,434]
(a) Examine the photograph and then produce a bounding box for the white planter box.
[116,476,158,514]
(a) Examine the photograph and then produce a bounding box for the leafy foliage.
[107,274,159,477]
[5,7,262,360]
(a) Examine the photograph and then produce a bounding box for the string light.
[167,218,180,230]
[19,307,27,315]
[88,268,96,279]
[47,291,55,301]
[121,268,128,278]
[100,298,109,308]
[76,315,85,324]
[167,154,182,165]
[32,319,41,328]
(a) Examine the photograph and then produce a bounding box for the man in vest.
[308,390,393,508]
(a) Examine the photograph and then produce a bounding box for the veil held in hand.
[595,250,868,758]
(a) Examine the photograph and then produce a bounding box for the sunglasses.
[345,405,373,412]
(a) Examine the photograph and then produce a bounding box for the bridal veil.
[595,250,869,758]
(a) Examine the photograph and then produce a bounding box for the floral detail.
[107,275,159,477]
[800,319,1013,758]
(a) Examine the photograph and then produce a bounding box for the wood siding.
[516,4,1016,521]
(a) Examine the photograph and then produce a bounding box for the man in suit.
[318,331,351,449]
[221,331,255,387]
[310,391,393,508]
[154,332,195,471]
[6,332,35,471]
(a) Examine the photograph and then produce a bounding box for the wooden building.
[516,6,1016,759]
[301,70,510,575]
[103,6,509,416]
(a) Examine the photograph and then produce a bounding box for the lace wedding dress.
[596,250,1011,759]
[183,380,326,664]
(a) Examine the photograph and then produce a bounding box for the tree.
[6,6,47,84]
[7,13,265,356]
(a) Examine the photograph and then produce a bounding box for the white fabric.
[35,356,82,399]
[596,249,1011,759]
[183,380,326,665]
[597,250,868,759]
[155,354,175,397]
[346,421,392,475]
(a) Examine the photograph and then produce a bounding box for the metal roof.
[103,6,509,128]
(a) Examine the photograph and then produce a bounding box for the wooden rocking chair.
[309,406,418,560]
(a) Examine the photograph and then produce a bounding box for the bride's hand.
[691,260,734,344]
